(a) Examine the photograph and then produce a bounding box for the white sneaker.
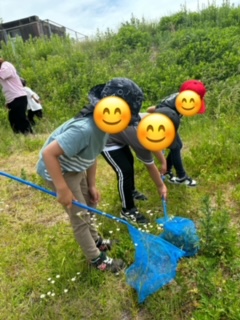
[174,176,197,187]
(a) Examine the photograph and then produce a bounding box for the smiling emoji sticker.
[175,90,202,116]
[137,113,176,151]
[94,96,131,134]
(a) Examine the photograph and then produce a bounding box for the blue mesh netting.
[125,224,185,303]
[157,217,200,257]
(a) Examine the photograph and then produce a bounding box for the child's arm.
[32,93,40,104]
[42,140,76,208]
[152,150,167,175]
[146,106,157,113]
[144,163,167,199]
[86,160,100,205]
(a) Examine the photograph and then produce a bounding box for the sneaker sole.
[113,262,127,274]
[120,214,149,225]
[168,179,197,187]
[120,213,135,220]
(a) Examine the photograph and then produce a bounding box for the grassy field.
[0,112,240,320]
[1,3,240,318]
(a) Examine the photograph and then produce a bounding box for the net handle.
[160,174,169,222]
[0,171,129,227]
[162,197,169,222]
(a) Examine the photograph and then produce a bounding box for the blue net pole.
[0,171,129,226]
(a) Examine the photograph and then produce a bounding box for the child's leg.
[46,172,100,261]
[27,110,36,126]
[166,150,173,173]
[8,97,32,134]
[35,110,43,119]
[124,145,135,192]
[78,172,100,241]
[101,146,135,210]
[168,133,186,178]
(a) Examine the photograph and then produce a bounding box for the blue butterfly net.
[157,217,200,257]
[125,224,185,303]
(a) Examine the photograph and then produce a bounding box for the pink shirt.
[0,61,26,103]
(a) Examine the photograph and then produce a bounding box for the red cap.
[179,80,207,114]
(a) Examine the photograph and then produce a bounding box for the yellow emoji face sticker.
[137,113,176,151]
[94,96,131,134]
[175,90,202,116]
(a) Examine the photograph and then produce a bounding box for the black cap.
[155,107,180,130]
[155,107,180,149]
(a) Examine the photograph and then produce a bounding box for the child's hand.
[160,167,167,175]
[159,183,168,200]
[146,106,156,113]
[57,187,76,208]
[88,186,100,205]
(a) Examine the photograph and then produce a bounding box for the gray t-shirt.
[104,125,154,164]
[37,116,108,180]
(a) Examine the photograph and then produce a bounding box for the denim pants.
[46,172,100,261]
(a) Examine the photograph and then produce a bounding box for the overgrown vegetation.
[0,2,240,319]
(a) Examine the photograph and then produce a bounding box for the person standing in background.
[21,78,43,126]
[0,58,32,134]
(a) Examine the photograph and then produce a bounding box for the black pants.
[7,96,33,134]
[167,133,186,178]
[101,145,136,210]
[28,109,43,126]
